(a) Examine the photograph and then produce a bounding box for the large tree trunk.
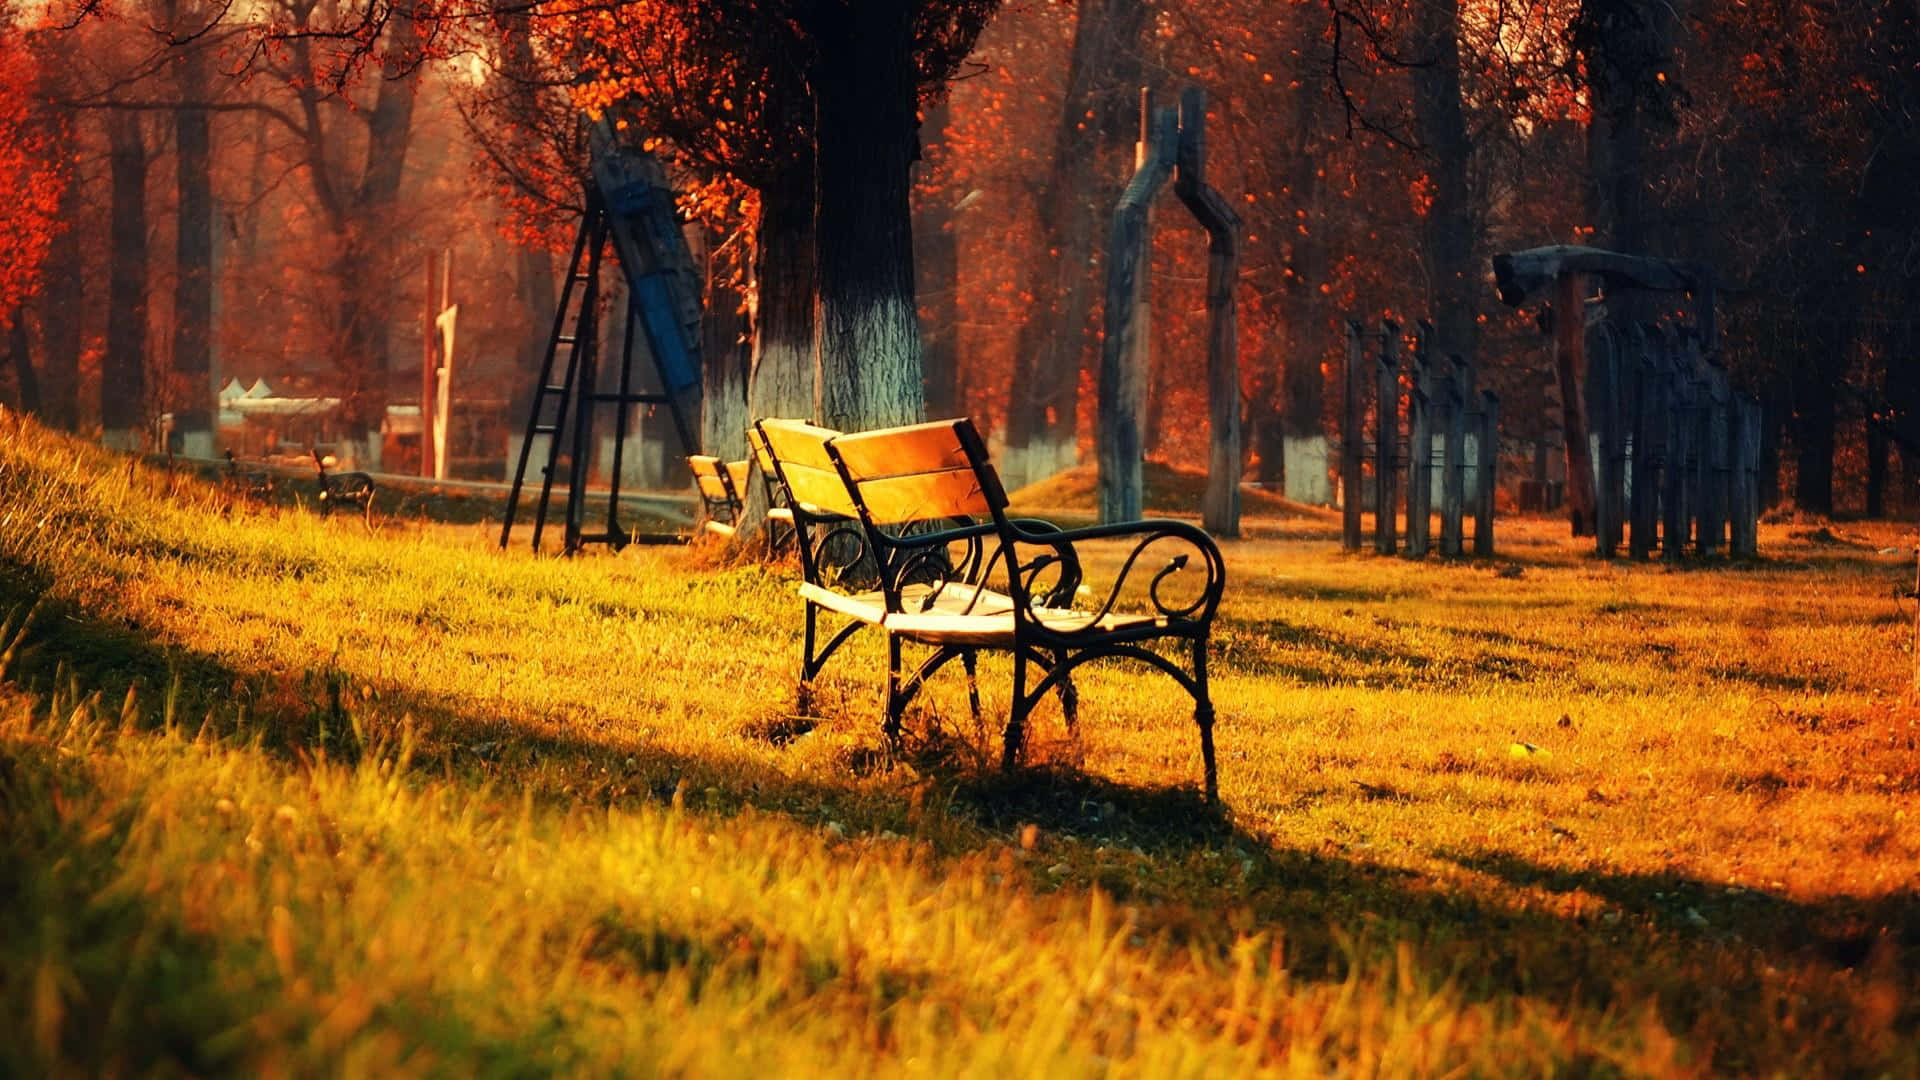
[102,109,149,449]
[749,166,819,424]
[700,227,750,460]
[809,3,923,431]
[731,164,821,545]
[1279,76,1331,505]
[507,245,554,477]
[1412,0,1478,366]
[914,97,962,420]
[39,143,83,432]
[170,5,216,457]
[1793,376,1836,515]
[1002,0,1147,488]
[5,314,36,415]
[334,8,421,467]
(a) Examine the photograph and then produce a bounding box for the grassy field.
[1,407,1915,1076]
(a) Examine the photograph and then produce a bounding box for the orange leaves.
[1408,174,1436,218]
[0,38,65,329]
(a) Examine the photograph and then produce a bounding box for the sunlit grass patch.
[0,410,1916,1075]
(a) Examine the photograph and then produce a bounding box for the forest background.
[0,0,1915,519]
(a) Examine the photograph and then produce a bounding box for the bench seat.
[797,581,1017,624]
[885,609,1163,646]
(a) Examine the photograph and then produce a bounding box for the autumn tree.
[0,16,66,416]
[998,0,1149,489]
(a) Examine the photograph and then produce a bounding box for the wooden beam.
[1406,323,1434,557]
[1374,321,1400,555]
[1554,272,1598,537]
[1098,93,1177,524]
[1175,88,1245,539]
[1341,321,1364,550]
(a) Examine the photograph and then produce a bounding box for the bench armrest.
[1004,518,1226,631]
[877,518,1084,612]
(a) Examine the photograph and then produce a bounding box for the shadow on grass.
[5,554,1920,1073]
[1444,849,1920,972]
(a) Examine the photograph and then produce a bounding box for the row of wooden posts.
[1340,320,1499,557]
[1583,321,1761,560]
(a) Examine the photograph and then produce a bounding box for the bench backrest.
[744,427,777,480]
[687,455,743,518]
[757,419,856,518]
[744,426,790,508]
[823,419,1007,526]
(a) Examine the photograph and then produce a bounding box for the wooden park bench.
[760,416,1228,799]
[744,426,796,552]
[690,441,795,553]
[312,450,375,524]
[688,455,750,539]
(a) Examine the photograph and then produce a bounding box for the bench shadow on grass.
[6,565,1919,1071]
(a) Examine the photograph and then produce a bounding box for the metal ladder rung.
[588,391,668,405]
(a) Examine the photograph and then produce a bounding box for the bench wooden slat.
[848,468,993,525]
[884,609,1163,646]
[759,419,841,472]
[798,581,1019,625]
[726,460,751,494]
[745,428,778,476]
[779,462,859,518]
[828,419,976,479]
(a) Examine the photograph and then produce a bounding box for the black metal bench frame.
[312,450,375,524]
[764,417,1228,799]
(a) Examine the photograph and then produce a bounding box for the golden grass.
[0,408,1915,1076]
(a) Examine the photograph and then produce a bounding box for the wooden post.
[1663,336,1691,562]
[1702,353,1730,555]
[1684,331,1710,555]
[1374,320,1400,555]
[1475,389,1498,556]
[1406,322,1434,557]
[433,249,456,483]
[422,254,440,478]
[1440,353,1468,557]
[1175,89,1245,539]
[1553,273,1598,536]
[1728,393,1750,557]
[1098,93,1176,524]
[1342,320,1365,551]
[1730,395,1761,557]
[1627,324,1660,560]
[1591,323,1625,559]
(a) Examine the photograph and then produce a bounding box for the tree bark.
[749,167,820,424]
[170,2,216,456]
[1003,0,1147,488]
[730,163,820,545]
[323,6,421,464]
[809,3,924,431]
[1278,71,1330,504]
[5,314,36,415]
[700,229,750,460]
[1793,341,1839,515]
[103,109,149,448]
[1412,0,1478,367]
[915,97,962,420]
[38,141,82,432]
